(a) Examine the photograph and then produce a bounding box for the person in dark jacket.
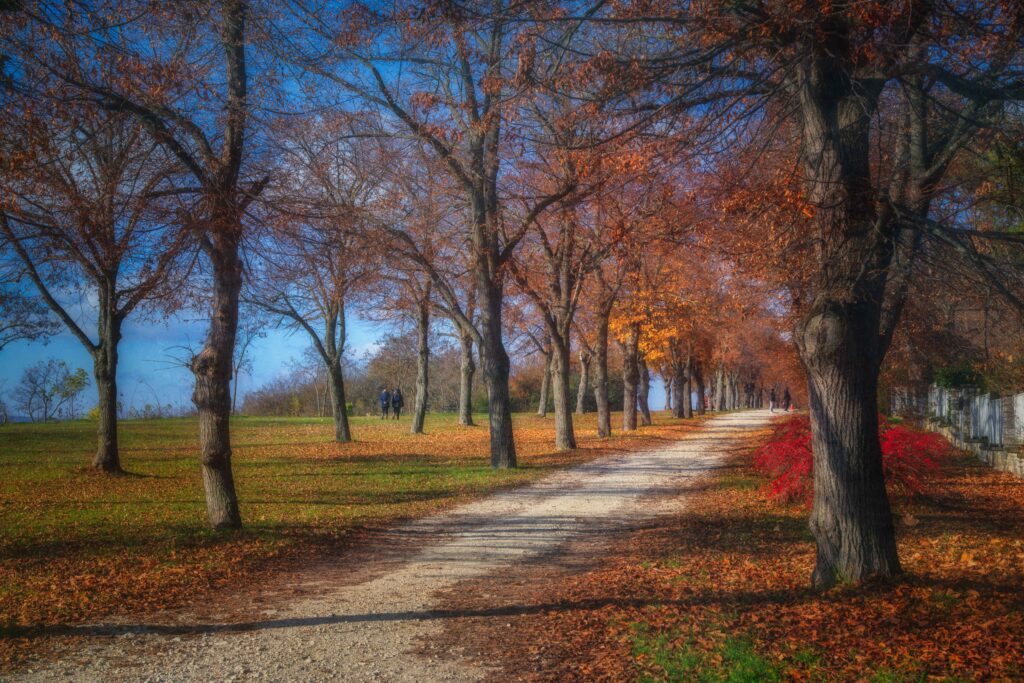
[379,389,391,419]
[769,387,777,413]
[783,387,792,412]
[391,388,404,419]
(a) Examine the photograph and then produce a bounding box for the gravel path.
[10,410,770,683]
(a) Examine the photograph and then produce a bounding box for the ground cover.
[0,410,707,666]
[434,425,1024,682]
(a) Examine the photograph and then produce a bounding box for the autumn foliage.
[753,415,951,505]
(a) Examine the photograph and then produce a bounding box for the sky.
[0,308,388,416]
[1,306,670,417]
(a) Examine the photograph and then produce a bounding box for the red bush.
[752,414,950,505]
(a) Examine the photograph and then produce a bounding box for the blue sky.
[0,311,387,415]
[2,308,672,416]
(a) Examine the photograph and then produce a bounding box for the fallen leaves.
[431,432,1024,681]
[0,411,709,670]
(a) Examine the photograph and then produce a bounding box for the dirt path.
[11,411,770,683]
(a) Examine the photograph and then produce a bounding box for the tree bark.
[575,349,590,415]
[664,376,672,413]
[550,339,577,450]
[798,301,900,588]
[621,324,639,431]
[594,311,612,437]
[92,313,122,473]
[683,355,694,419]
[191,231,243,530]
[537,351,551,417]
[715,366,726,411]
[479,283,516,468]
[411,298,430,434]
[637,356,652,426]
[327,358,351,442]
[458,331,475,426]
[792,48,904,587]
[694,362,706,415]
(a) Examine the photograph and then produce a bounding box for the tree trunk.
[575,350,590,415]
[550,340,577,450]
[479,283,516,468]
[671,362,685,419]
[327,358,351,442]
[664,376,673,413]
[637,357,652,426]
[537,352,551,417]
[694,362,706,415]
[621,324,639,432]
[191,233,242,530]
[411,298,430,434]
[458,331,475,426]
[715,366,726,411]
[594,311,612,437]
[92,316,122,473]
[683,356,694,419]
[798,301,900,588]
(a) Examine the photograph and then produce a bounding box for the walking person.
[769,387,777,413]
[783,387,791,412]
[391,387,404,419]
[379,388,391,419]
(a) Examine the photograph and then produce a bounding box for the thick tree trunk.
[191,233,243,530]
[92,317,122,473]
[575,350,590,415]
[637,357,652,426]
[411,299,430,435]
[694,362,706,415]
[327,359,351,442]
[594,313,612,437]
[479,283,515,468]
[550,341,577,450]
[458,332,475,426]
[798,300,900,588]
[664,376,673,412]
[621,325,639,431]
[537,352,551,417]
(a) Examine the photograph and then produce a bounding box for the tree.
[13,359,88,422]
[249,115,377,443]
[290,2,580,467]
[4,0,267,526]
[1,103,188,472]
[609,0,1024,586]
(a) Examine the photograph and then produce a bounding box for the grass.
[630,624,783,683]
[0,408,708,662]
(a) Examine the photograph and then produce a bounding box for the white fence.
[925,384,1023,448]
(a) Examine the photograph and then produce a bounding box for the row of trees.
[2,1,1022,590]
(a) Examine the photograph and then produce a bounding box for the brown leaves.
[432,439,1024,681]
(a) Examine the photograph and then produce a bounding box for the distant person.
[391,388,404,419]
[379,389,392,419]
[783,387,791,412]
[769,388,777,413]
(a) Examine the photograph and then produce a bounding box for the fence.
[918,384,1024,478]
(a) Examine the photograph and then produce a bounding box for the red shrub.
[752,414,950,505]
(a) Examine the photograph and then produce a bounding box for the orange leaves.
[433,435,1024,681]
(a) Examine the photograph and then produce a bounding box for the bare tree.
[1,105,188,472]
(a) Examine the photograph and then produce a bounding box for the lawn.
[0,409,706,664]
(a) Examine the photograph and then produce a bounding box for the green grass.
[630,623,784,682]
[0,409,707,631]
